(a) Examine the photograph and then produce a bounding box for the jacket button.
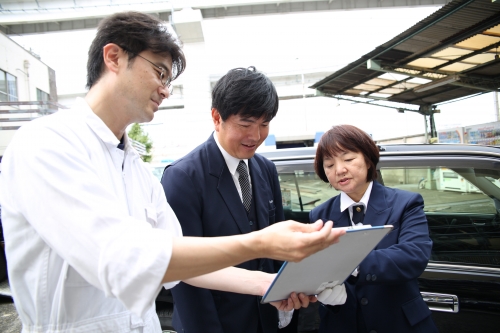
[249,220,253,226]
[360,298,368,306]
[371,274,377,281]
[365,274,371,281]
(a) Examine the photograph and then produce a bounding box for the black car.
[0,213,5,283]
[0,171,6,283]
[153,143,500,332]
[258,143,500,333]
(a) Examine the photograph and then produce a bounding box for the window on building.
[0,70,7,102]
[0,69,18,102]
[37,88,49,102]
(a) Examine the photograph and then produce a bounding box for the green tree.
[128,123,153,163]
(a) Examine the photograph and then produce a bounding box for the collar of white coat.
[340,181,373,213]
[213,131,249,176]
[76,97,133,155]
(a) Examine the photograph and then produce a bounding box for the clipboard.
[261,225,393,303]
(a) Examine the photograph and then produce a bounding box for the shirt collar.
[78,97,129,151]
[213,132,248,175]
[340,181,373,212]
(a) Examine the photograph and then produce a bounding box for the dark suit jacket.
[161,134,285,333]
[309,181,438,333]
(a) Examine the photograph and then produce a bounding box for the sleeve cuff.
[278,309,294,329]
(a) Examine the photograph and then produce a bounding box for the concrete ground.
[0,291,177,333]
[0,296,21,333]
[0,281,178,333]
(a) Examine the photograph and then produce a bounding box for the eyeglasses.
[135,54,173,94]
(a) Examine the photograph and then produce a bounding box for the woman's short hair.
[314,124,379,183]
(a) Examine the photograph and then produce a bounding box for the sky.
[11,6,445,93]
[9,4,500,147]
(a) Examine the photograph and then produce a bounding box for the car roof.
[259,144,500,161]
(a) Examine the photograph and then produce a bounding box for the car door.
[378,153,500,333]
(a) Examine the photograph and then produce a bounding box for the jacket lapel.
[365,181,392,226]
[321,196,351,228]
[206,135,251,234]
[248,158,269,230]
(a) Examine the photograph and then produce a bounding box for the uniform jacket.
[161,134,285,333]
[309,181,438,333]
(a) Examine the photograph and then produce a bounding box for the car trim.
[380,150,500,158]
[264,150,500,162]
[426,263,500,277]
[421,292,459,313]
[267,155,315,161]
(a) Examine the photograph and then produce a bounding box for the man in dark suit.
[161,67,301,333]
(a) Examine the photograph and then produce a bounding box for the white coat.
[0,98,182,333]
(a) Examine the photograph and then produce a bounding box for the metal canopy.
[0,0,448,35]
[311,0,500,109]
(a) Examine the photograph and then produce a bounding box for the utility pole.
[495,91,500,121]
[423,115,429,143]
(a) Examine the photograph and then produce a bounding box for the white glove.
[278,310,294,329]
[317,284,347,306]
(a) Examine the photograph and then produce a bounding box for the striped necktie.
[237,160,252,212]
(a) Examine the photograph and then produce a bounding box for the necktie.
[352,205,364,224]
[237,160,252,212]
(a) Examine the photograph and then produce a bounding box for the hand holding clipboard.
[262,225,393,303]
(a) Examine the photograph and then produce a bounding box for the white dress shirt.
[0,98,182,333]
[213,132,292,329]
[340,181,373,277]
[213,132,251,200]
[340,181,373,226]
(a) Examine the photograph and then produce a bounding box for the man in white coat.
[0,11,344,333]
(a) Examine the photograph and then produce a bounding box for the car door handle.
[421,292,459,313]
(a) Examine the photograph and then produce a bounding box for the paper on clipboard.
[261,225,393,303]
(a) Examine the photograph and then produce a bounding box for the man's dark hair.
[86,11,186,89]
[314,124,380,183]
[211,66,278,122]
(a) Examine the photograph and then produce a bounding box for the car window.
[278,170,340,217]
[380,166,500,268]
[380,167,498,214]
[485,176,500,190]
[276,161,500,268]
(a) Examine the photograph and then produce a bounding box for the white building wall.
[0,31,54,156]
[0,131,16,157]
[0,32,51,101]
